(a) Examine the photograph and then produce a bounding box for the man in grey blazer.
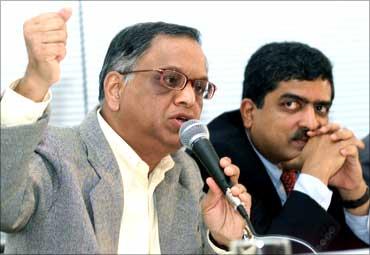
[0,8,251,254]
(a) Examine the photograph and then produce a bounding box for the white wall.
[1,1,369,138]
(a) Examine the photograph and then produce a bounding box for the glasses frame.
[117,68,217,99]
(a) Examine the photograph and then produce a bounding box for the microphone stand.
[226,187,317,254]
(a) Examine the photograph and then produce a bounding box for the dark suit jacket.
[194,110,367,252]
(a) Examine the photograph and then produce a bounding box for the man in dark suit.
[195,42,369,252]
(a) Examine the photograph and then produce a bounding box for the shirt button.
[320,239,327,246]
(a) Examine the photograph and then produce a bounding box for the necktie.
[280,169,297,195]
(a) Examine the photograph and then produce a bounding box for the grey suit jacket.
[0,108,214,254]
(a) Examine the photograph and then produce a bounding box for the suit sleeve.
[266,191,340,251]
[0,112,54,233]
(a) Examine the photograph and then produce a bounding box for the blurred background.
[1,1,369,251]
[1,1,369,138]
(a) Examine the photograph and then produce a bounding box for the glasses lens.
[161,70,186,89]
[193,80,216,99]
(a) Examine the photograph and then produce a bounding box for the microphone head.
[179,119,209,149]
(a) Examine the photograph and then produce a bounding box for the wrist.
[301,165,330,186]
[15,76,49,102]
[342,185,369,215]
[209,232,229,251]
[339,180,367,201]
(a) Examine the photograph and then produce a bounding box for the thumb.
[279,156,303,170]
[58,7,72,22]
[206,177,223,197]
[201,177,223,212]
[340,145,359,159]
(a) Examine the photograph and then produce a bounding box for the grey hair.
[98,21,202,102]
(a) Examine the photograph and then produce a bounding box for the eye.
[162,71,183,89]
[283,100,300,111]
[315,104,330,115]
[193,80,207,95]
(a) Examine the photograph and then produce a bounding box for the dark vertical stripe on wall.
[79,1,88,115]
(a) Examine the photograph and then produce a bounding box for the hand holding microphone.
[180,119,254,246]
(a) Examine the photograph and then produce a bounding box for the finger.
[29,12,62,24]
[56,47,67,62]
[34,18,67,32]
[232,187,251,215]
[26,14,67,32]
[339,136,365,150]
[307,123,341,136]
[340,144,359,158]
[219,157,240,183]
[320,123,341,133]
[34,43,66,62]
[40,30,68,44]
[58,7,72,22]
[239,192,252,215]
[330,128,353,141]
[230,184,247,196]
[223,164,240,185]
[352,139,365,150]
[219,156,231,168]
[28,9,71,25]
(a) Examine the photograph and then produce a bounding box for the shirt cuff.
[294,173,333,210]
[344,209,370,244]
[1,79,51,127]
[207,230,229,254]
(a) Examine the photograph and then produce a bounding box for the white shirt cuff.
[1,79,51,127]
[294,173,333,210]
[344,209,370,244]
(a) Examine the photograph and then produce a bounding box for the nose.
[174,81,196,107]
[299,105,321,131]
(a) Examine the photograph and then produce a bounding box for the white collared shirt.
[97,111,174,254]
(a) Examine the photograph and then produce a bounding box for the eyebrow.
[160,65,209,80]
[280,93,332,107]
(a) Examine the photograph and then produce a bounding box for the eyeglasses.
[117,68,217,99]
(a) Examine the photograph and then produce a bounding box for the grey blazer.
[0,108,214,254]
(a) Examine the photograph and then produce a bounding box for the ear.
[240,98,255,128]
[103,71,124,112]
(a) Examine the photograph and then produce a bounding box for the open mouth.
[176,116,189,124]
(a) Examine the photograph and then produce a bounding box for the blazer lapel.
[79,107,124,254]
[155,168,178,254]
[154,164,200,254]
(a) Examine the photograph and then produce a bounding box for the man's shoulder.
[43,125,81,146]
[208,109,242,131]
[207,109,245,144]
[35,124,87,163]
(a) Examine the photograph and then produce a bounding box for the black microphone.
[179,119,256,238]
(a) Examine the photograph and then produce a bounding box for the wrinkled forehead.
[136,35,208,76]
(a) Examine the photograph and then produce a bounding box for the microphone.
[179,119,256,238]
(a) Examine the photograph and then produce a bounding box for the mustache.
[291,128,309,141]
